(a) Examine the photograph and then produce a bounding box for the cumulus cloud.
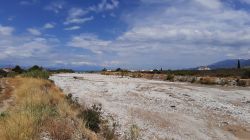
[0,33,55,65]
[27,28,41,36]
[68,34,111,54]
[43,23,55,29]
[0,25,14,36]
[66,0,250,69]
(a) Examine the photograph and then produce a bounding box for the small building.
[198,66,211,71]
[2,68,13,73]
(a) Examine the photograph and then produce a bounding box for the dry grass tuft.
[0,77,97,140]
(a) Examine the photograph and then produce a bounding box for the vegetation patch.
[0,77,97,140]
[21,70,50,79]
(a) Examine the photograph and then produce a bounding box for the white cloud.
[0,25,14,36]
[27,28,41,36]
[68,34,110,54]
[64,26,81,31]
[64,0,119,25]
[64,8,94,25]
[66,0,250,69]
[64,16,94,25]
[43,23,55,29]
[45,1,65,13]
[0,35,55,65]
[68,8,89,20]
[193,0,221,9]
[71,61,97,66]
[89,0,119,12]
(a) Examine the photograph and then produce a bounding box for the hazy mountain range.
[207,59,250,69]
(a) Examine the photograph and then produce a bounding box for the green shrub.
[6,72,18,77]
[49,69,75,73]
[78,104,102,133]
[166,74,174,81]
[242,70,250,79]
[21,70,50,79]
[12,65,24,74]
[28,65,43,72]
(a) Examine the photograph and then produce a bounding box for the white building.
[198,66,211,71]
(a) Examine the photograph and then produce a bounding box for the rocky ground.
[50,73,250,140]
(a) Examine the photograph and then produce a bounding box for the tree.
[28,65,43,71]
[12,65,23,73]
[102,68,107,72]
[237,59,241,69]
[153,69,159,72]
[116,68,122,72]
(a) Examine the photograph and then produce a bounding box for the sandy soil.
[0,78,13,113]
[50,73,250,140]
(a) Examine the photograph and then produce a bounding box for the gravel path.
[50,73,250,140]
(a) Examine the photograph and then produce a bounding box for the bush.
[102,68,107,72]
[12,65,24,74]
[124,124,140,140]
[199,77,216,85]
[21,70,50,79]
[237,79,247,87]
[28,65,43,71]
[166,74,174,81]
[242,70,250,79]
[78,104,102,133]
[116,68,122,72]
[49,69,74,73]
[6,72,18,77]
[0,69,7,77]
[191,78,196,83]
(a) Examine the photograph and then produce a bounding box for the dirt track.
[0,78,13,113]
[50,73,250,140]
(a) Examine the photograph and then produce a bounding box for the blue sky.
[0,0,250,70]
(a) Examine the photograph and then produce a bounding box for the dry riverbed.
[50,73,250,140]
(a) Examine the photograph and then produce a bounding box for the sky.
[0,0,250,70]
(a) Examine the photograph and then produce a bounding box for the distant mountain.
[208,59,250,69]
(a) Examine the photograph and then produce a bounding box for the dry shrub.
[0,77,97,140]
[199,77,216,85]
[166,74,175,81]
[131,73,142,78]
[124,124,140,140]
[237,79,247,87]
[142,73,154,79]
[43,118,74,140]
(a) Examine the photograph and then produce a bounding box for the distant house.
[2,68,13,73]
[198,66,211,71]
[0,69,7,77]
